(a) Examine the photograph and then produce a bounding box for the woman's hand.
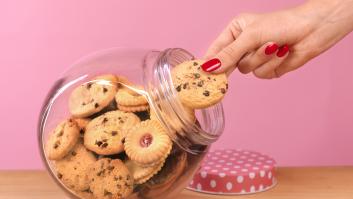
[203,0,353,79]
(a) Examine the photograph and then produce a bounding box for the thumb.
[202,33,258,74]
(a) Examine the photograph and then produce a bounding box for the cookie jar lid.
[187,149,277,195]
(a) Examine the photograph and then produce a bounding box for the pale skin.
[204,0,353,79]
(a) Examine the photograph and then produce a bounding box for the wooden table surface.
[0,167,352,199]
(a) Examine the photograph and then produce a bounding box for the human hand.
[203,0,353,79]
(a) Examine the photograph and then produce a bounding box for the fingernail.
[201,58,222,72]
[277,44,289,57]
[265,43,278,55]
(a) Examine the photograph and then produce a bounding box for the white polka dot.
[266,160,273,163]
[204,166,211,170]
[190,180,194,185]
[210,180,217,188]
[241,168,248,172]
[249,172,256,179]
[245,163,251,167]
[251,154,257,157]
[200,171,207,178]
[250,185,256,193]
[260,170,266,177]
[255,162,262,165]
[219,172,226,178]
[212,157,218,160]
[259,156,265,160]
[197,183,202,190]
[216,152,221,155]
[223,167,230,171]
[230,158,236,161]
[237,176,244,183]
[259,184,264,191]
[264,165,270,169]
[230,170,237,174]
[240,156,247,159]
[216,164,221,168]
[233,165,240,169]
[222,155,229,158]
[237,160,244,164]
[226,162,233,166]
[208,162,214,165]
[253,166,259,170]
[211,169,218,173]
[268,171,272,179]
[226,182,233,190]
[244,151,250,154]
[240,189,246,193]
[233,153,239,156]
[218,160,225,163]
[248,158,255,162]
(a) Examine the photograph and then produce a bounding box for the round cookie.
[125,159,165,184]
[84,111,140,155]
[88,158,133,199]
[124,120,172,167]
[54,141,96,191]
[69,79,117,118]
[118,104,149,113]
[47,119,80,160]
[115,88,148,106]
[172,60,228,109]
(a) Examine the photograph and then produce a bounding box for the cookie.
[125,159,165,184]
[93,74,118,84]
[54,141,96,191]
[74,118,91,137]
[69,78,117,118]
[88,158,133,199]
[84,111,140,155]
[124,120,172,167]
[118,104,149,113]
[172,60,228,109]
[115,88,148,106]
[47,119,80,160]
[143,149,188,196]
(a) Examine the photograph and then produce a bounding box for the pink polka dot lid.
[187,149,277,195]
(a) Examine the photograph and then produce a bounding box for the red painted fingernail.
[265,43,278,55]
[201,58,222,72]
[277,44,289,57]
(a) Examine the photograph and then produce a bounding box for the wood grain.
[0,167,352,199]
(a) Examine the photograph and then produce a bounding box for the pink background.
[1,0,353,169]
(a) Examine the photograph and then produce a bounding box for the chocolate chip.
[197,66,201,70]
[193,73,201,78]
[57,173,63,179]
[102,138,108,142]
[117,184,122,188]
[193,62,198,66]
[57,131,64,137]
[183,83,189,89]
[226,83,228,89]
[95,140,103,147]
[192,82,196,85]
[220,88,226,94]
[207,77,211,80]
[102,117,108,123]
[101,143,108,148]
[79,129,85,135]
[104,190,112,196]
[107,166,115,171]
[111,131,117,136]
[86,83,92,89]
[103,87,108,93]
[82,102,86,106]
[203,90,210,96]
[53,141,60,149]
[176,85,181,92]
[121,138,126,144]
[97,170,103,176]
[213,78,217,81]
[71,151,77,156]
[94,103,99,108]
[197,80,204,87]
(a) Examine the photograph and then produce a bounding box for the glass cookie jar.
[38,48,225,199]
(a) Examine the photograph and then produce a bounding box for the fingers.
[253,45,290,79]
[204,19,243,59]
[237,42,279,74]
[202,32,260,74]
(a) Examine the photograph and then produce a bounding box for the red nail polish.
[277,44,289,57]
[265,43,278,55]
[201,58,222,72]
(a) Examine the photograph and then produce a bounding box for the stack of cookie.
[45,74,182,199]
[45,59,229,199]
